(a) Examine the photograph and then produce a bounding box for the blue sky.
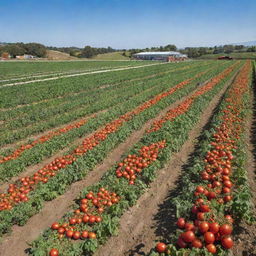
[0,0,255,49]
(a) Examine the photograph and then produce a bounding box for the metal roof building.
[133,51,187,61]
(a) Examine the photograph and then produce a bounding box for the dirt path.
[0,62,166,88]
[0,71,213,256]
[94,70,238,256]
[232,67,256,256]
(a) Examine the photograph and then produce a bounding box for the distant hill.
[91,51,130,60]
[46,50,77,60]
[231,40,256,46]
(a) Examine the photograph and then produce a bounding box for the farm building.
[133,51,188,61]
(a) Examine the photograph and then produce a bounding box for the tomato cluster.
[173,62,250,254]
[148,65,235,133]
[50,187,119,243]
[0,119,87,164]
[0,154,76,211]
[176,218,233,252]
[116,141,166,184]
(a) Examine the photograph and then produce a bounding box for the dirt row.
[0,67,219,256]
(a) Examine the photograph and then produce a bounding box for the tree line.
[180,45,256,58]
[0,43,47,58]
[1,41,255,59]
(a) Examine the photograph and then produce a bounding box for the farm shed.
[133,51,188,61]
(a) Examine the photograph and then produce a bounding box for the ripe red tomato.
[225,215,234,223]
[81,231,89,239]
[197,212,205,221]
[72,231,81,240]
[191,239,202,248]
[181,231,195,243]
[209,222,219,234]
[95,216,102,223]
[66,230,73,238]
[57,227,65,234]
[51,222,59,230]
[177,218,186,228]
[89,216,96,223]
[199,221,209,233]
[82,215,90,223]
[221,236,233,249]
[185,222,195,231]
[88,232,96,239]
[155,242,166,253]
[196,186,205,194]
[49,248,59,256]
[204,232,215,244]
[69,218,77,225]
[206,243,216,253]
[200,204,210,212]
[224,195,232,202]
[219,224,232,236]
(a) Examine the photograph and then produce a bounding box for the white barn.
[133,51,187,61]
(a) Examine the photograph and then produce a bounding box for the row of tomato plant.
[0,62,220,181]
[0,61,192,109]
[27,61,242,256]
[0,62,209,146]
[0,61,196,115]
[0,60,153,81]
[0,62,182,121]
[0,62,209,137]
[0,62,238,237]
[0,65,213,206]
[0,61,154,85]
[150,60,255,256]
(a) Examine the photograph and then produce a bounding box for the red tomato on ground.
[49,249,59,256]
[155,242,166,253]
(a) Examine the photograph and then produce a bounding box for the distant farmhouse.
[133,51,188,62]
[16,54,36,60]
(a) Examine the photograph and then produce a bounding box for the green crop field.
[0,60,255,256]
[0,60,152,81]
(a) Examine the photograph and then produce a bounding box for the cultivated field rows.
[0,60,255,256]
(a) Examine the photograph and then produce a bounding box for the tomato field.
[0,60,255,256]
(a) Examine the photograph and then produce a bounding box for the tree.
[4,45,25,57]
[247,46,256,52]
[223,45,234,54]
[164,44,177,51]
[234,45,244,50]
[24,43,47,57]
[81,46,96,58]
